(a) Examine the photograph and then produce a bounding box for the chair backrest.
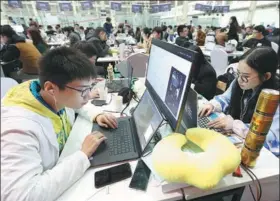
[205,42,215,51]
[210,48,228,77]
[1,77,18,99]
[127,53,149,77]
[205,35,215,44]
[271,42,279,53]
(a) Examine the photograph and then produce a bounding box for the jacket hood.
[85,30,100,41]
[2,80,71,135]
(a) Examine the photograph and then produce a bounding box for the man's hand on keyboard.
[81,132,107,158]
[96,113,118,129]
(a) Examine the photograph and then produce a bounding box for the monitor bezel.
[145,39,199,132]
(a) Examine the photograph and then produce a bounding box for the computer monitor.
[145,39,198,131]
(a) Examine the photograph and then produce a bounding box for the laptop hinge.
[129,117,141,156]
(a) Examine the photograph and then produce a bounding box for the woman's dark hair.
[27,27,47,46]
[142,27,151,38]
[228,46,278,122]
[62,26,71,36]
[187,45,207,79]
[39,46,97,89]
[79,26,84,31]
[230,16,241,32]
[73,41,97,58]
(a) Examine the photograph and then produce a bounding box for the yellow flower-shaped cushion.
[152,128,241,190]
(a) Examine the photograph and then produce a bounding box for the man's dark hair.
[254,25,267,36]
[94,27,105,36]
[177,25,187,35]
[56,24,61,28]
[79,26,84,30]
[39,47,96,89]
[62,26,71,33]
[0,24,16,38]
[198,25,202,29]
[75,24,79,26]
[106,17,111,22]
[168,25,172,29]
[47,25,53,30]
[73,41,97,58]
[152,27,163,39]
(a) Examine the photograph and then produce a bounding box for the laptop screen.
[132,90,163,151]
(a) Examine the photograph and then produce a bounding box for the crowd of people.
[1,15,279,201]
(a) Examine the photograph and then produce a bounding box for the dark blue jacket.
[103,22,113,36]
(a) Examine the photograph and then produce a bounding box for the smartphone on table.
[129,159,151,191]
[94,163,132,188]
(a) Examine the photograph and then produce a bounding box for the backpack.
[216,67,236,95]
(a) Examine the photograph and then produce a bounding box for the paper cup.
[112,95,123,112]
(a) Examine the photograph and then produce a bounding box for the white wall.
[252,7,279,27]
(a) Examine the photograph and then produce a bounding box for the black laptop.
[90,89,163,167]
[178,88,228,134]
[106,61,132,93]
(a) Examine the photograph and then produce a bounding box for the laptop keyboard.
[106,120,134,156]
[198,116,229,135]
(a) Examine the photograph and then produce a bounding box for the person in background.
[85,27,94,39]
[199,47,279,156]
[74,23,80,34]
[152,27,164,41]
[167,25,174,41]
[228,16,240,42]
[243,25,253,40]
[126,25,135,37]
[196,25,206,46]
[243,25,271,48]
[79,26,85,40]
[1,47,118,201]
[86,27,109,57]
[55,24,62,34]
[114,23,125,37]
[73,41,105,80]
[187,25,194,40]
[8,16,16,25]
[29,18,39,28]
[175,25,189,47]
[135,27,141,43]
[70,26,81,40]
[137,27,152,53]
[103,17,113,37]
[38,25,48,41]
[162,25,169,41]
[27,27,48,54]
[215,31,228,47]
[46,25,56,36]
[63,26,81,47]
[0,25,41,78]
[188,45,217,100]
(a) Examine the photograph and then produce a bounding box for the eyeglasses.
[65,83,97,98]
[234,72,260,83]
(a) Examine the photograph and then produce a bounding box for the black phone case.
[129,160,151,191]
[94,163,132,188]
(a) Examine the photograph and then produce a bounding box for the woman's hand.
[199,103,214,117]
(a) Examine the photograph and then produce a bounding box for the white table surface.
[97,55,120,63]
[57,78,279,201]
[200,46,244,57]
[57,78,183,201]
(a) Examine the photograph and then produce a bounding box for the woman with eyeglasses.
[199,46,279,156]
